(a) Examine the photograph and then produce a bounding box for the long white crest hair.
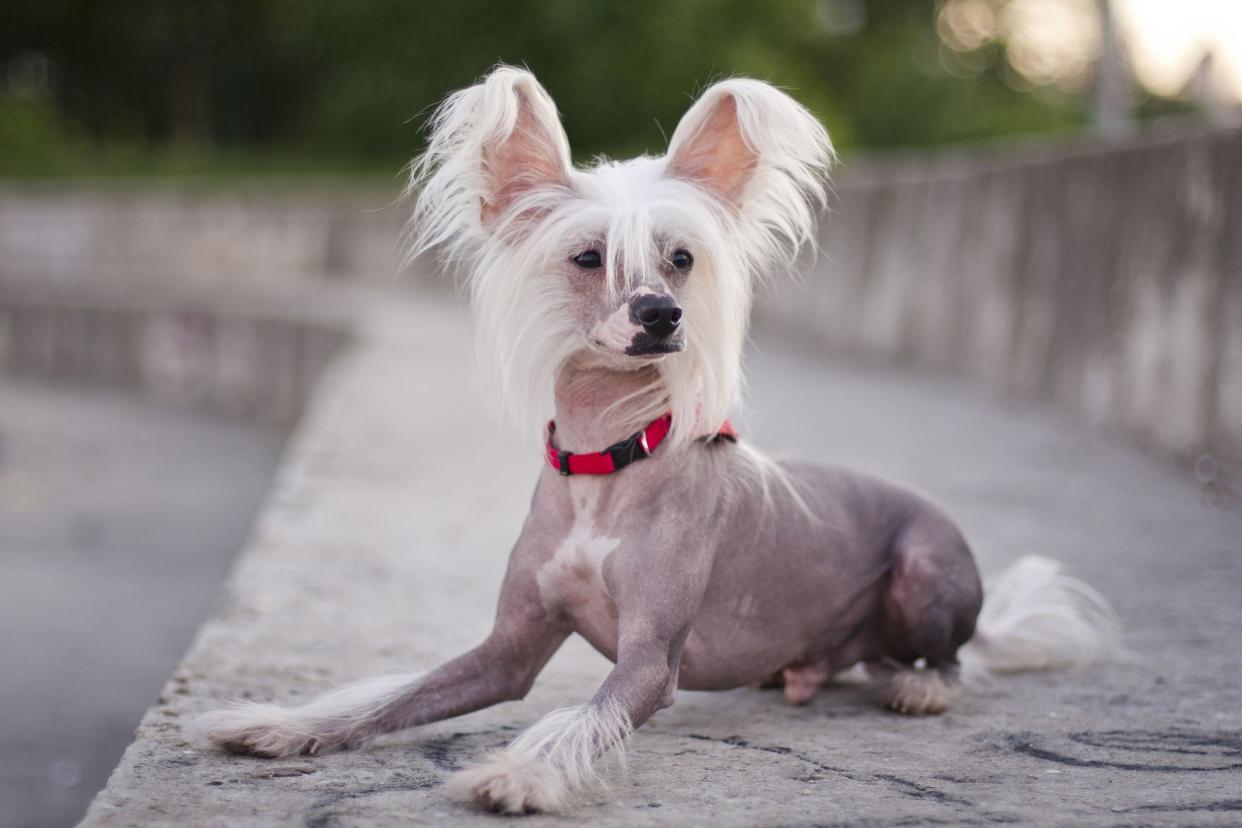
[405,65,833,449]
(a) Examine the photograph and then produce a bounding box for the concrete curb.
[79,293,1242,826]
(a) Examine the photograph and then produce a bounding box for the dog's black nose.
[631,294,683,338]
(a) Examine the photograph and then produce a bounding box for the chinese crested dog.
[201,66,1118,814]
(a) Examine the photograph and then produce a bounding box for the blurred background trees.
[0,0,1234,176]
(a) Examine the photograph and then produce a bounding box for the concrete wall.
[0,185,385,426]
[0,185,409,296]
[0,291,345,428]
[3,125,1239,467]
[760,125,1242,470]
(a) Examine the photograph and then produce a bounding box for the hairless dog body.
[202,67,1117,814]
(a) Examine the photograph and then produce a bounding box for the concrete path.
[83,295,1242,826]
[0,381,283,828]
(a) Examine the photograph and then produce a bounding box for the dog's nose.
[630,294,683,338]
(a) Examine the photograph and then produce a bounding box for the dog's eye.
[670,249,694,272]
[572,250,602,270]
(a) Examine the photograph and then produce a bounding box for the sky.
[938,0,1242,104]
[1115,0,1242,102]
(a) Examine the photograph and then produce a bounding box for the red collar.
[545,415,737,476]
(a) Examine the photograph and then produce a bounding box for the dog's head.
[408,66,832,444]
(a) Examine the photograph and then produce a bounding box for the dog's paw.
[782,662,831,705]
[195,705,341,758]
[447,752,567,815]
[884,669,957,715]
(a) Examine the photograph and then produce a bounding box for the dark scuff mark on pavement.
[872,773,973,807]
[682,732,973,807]
[1007,730,1242,772]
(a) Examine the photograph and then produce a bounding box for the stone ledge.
[79,291,1242,826]
[0,292,345,428]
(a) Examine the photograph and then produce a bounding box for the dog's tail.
[960,555,1120,676]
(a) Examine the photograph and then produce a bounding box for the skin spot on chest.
[536,490,621,623]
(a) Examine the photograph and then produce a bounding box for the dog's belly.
[530,460,922,687]
[671,464,901,690]
[534,543,888,689]
[675,589,887,690]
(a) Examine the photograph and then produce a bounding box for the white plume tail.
[961,555,1120,675]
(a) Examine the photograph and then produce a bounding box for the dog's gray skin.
[203,68,1109,815]
[209,348,983,759]
[500,359,981,706]
[210,360,981,737]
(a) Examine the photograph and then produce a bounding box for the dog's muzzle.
[630,294,682,338]
[627,294,684,356]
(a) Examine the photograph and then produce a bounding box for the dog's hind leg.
[878,510,983,715]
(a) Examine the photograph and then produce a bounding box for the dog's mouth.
[625,336,685,359]
[585,332,686,364]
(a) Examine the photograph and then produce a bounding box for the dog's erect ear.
[665,79,833,260]
[408,66,572,254]
[666,90,757,205]
[476,71,572,226]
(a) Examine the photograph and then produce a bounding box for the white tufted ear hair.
[407,65,573,259]
[665,79,834,270]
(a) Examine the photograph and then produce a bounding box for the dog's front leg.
[450,534,709,814]
[446,630,682,814]
[200,530,569,758]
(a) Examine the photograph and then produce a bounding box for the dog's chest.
[535,490,621,641]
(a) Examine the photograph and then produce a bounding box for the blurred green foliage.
[1,0,1107,177]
